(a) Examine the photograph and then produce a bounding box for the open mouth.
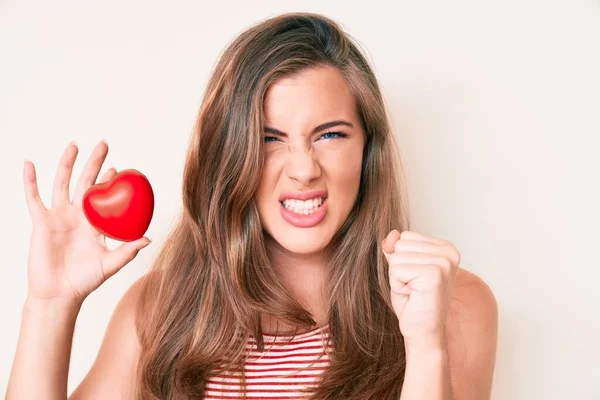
[280,196,327,216]
[279,197,328,228]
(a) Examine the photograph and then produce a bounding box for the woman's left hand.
[382,230,461,351]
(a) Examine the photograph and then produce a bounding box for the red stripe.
[247,346,331,356]
[245,354,329,361]
[212,365,327,374]
[208,372,325,383]
[205,396,305,399]
[242,359,329,367]
[207,383,319,391]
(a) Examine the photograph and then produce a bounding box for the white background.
[1,1,599,398]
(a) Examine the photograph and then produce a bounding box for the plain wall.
[1,0,599,398]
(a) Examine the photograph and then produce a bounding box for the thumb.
[101,237,151,279]
[382,229,401,262]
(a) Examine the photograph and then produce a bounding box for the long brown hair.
[134,11,411,399]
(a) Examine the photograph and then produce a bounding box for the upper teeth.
[282,197,324,209]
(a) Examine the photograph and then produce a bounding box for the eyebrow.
[264,120,355,137]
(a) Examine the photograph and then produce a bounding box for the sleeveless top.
[204,324,332,399]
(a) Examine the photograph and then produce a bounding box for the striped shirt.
[204,324,332,399]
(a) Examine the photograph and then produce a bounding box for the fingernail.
[70,140,78,147]
[101,139,108,145]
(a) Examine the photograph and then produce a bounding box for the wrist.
[24,295,83,316]
[404,333,448,357]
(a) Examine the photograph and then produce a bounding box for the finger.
[98,167,117,184]
[382,230,402,254]
[51,141,79,208]
[72,140,109,206]
[392,241,460,271]
[100,237,151,280]
[389,267,412,295]
[391,284,411,297]
[23,159,48,219]
[392,239,440,255]
[389,263,443,293]
[386,252,453,272]
[400,230,446,245]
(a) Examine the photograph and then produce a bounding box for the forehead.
[263,66,358,131]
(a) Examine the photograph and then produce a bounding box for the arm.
[6,277,145,400]
[400,336,453,400]
[6,297,82,400]
[399,270,498,400]
[445,272,498,399]
[68,276,144,399]
[6,141,150,399]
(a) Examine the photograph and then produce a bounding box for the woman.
[7,12,498,400]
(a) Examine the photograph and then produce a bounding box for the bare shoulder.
[445,267,498,399]
[447,267,498,340]
[452,267,498,313]
[68,273,154,399]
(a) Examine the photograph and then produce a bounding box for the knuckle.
[443,242,461,265]
[453,248,461,266]
[440,256,453,270]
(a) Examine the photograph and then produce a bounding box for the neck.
[265,237,329,330]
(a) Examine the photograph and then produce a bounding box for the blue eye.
[319,131,349,140]
[263,131,349,143]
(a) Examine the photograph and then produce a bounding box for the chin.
[281,240,327,255]
[268,232,329,256]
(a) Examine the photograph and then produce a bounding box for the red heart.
[82,169,154,242]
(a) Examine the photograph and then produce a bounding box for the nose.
[284,142,321,186]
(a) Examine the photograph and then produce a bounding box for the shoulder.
[447,267,498,344]
[444,267,498,399]
[98,271,155,347]
[68,273,155,399]
[451,267,498,320]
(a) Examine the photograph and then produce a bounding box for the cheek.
[332,166,361,200]
[323,156,362,212]
[323,145,362,182]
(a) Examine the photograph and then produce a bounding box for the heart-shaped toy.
[82,169,154,242]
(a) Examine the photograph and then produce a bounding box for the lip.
[278,189,328,202]
[280,198,328,228]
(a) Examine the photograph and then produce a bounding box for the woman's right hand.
[22,140,152,304]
